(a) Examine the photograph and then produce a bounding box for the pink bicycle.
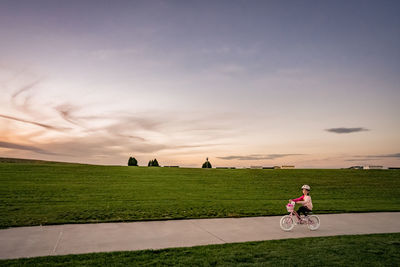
[280,201,320,231]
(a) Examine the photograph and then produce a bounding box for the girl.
[290,185,313,218]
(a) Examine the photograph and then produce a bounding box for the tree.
[128,157,138,166]
[153,158,159,167]
[148,158,160,167]
[202,157,212,168]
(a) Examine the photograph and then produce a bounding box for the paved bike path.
[1,212,400,260]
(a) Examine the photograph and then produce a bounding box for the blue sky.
[0,0,399,167]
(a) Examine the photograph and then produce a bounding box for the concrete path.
[1,212,400,260]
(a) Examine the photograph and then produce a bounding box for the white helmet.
[301,184,311,190]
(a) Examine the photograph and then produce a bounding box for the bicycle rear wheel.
[307,215,320,230]
[280,215,295,231]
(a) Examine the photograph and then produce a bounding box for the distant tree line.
[127,157,160,167]
[128,157,213,168]
[128,157,138,166]
[202,157,212,168]
[148,158,160,167]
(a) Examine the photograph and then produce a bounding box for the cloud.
[55,104,82,126]
[21,109,228,157]
[0,114,70,131]
[10,79,42,114]
[2,75,241,163]
[0,141,59,155]
[11,80,40,99]
[96,115,166,142]
[217,64,246,75]
[346,153,400,161]
[90,48,139,60]
[217,154,304,161]
[54,104,166,141]
[42,138,166,155]
[57,107,235,145]
[200,45,258,57]
[36,136,219,158]
[345,158,375,162]
[373,153,400,158]
[325,127,369,134]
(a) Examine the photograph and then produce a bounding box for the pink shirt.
[292,195,313,210]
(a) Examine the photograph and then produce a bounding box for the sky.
[0,0,399,168]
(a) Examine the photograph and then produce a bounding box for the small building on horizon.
[250,166,263,169]
[365,165,384,170]
[349,165,384,170]
[349,166,364,170]
[281,165,295,169]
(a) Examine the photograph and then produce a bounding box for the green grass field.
[1,233,400,266]
[1,159,400,228]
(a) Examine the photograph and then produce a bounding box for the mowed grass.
[1,233,400,266]
[0,161,399,228]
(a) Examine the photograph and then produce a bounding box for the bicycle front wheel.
[280,215,295,231]
[307,215,320,230]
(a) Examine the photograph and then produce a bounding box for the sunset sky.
[1,0,399,168]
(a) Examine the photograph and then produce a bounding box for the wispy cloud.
[355,153,400,158]
[325,127,369,134]
[0,114,70,131]
[200,45,258,57]
[0,141,59,155]
[346,153,400,161]
[216,64,246,75]
[53,102,238,145]
[375,153,400,158]
[217,154,304,161]
[55,104,82,126]
[53,104,163,142]
[9,78,43,114]
[35,136,220,158]
[345,159,372,162]
[2,101,233,159]
[11,80,40,99]
[90,48,140,60]
[0,71,259,163]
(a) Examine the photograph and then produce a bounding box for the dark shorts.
[297,206,312,216]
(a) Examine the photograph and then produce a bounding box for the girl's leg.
[297,206,306,216]
[298,207,309,223]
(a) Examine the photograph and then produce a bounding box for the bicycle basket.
[286,203,294,212]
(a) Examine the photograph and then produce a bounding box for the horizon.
[0,156,396,169]
[1,0,399,168]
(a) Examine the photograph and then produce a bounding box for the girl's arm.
[291,195,304,202]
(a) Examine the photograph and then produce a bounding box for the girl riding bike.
[280,184,319,231]
[289,185,313,219]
